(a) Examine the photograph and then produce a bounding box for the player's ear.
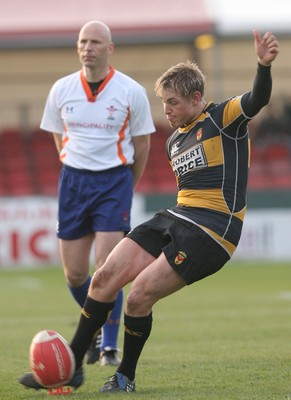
[191,91,202,105]
[107,42,115,55]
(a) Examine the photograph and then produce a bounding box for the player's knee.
[91,267,111,291]
[126,288,152,315]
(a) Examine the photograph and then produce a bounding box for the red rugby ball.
[29,330,75,388]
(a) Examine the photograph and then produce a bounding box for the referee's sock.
[68,276,91,307]
[117,312,153,381]
[101,289,123,351]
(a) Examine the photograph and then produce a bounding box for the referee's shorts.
[57,165,133,240]
[127,210,230,285]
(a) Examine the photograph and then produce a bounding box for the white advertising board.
[233,209,291,261]
[0,196,290,267]
[0,197,59,267]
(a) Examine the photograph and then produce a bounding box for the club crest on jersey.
[175,251,187,265]
[106,105,118,120]
[197,128,202,141]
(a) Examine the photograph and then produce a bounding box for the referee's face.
[77,23,114,70]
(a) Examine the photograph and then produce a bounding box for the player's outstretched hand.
[253,30,279,66]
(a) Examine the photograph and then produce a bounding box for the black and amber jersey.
[166,64,272,257]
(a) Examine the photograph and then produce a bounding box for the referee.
[39,20,155,367]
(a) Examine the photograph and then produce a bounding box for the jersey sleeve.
[40,80,64,135]
[241,63,272,118]
[128,85,155,136]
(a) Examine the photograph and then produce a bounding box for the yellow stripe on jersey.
[222,97,242,127]
[178,188,228,214]
[233,205,247,221]
[202,136,224,167]
[198,224,237,256]
[177,188,245,222]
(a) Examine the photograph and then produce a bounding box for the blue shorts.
[57,165,133,240]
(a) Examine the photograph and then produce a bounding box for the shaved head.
[78,20,112,43]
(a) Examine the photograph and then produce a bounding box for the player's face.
[77,26,113,69]
[160,89,197,129]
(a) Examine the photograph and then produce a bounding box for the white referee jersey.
[40,66,155,171]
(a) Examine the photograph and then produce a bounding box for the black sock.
[117,312,153,381]
[70,296,115,370]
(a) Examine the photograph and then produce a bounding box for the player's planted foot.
[18,367,84,390]
[99,372,135,393]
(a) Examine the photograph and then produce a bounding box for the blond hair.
[155,61,205,99]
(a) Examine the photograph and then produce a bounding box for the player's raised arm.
[253,30,279,66]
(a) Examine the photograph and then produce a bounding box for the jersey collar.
[80,66,115,103]
[179,101,213,133]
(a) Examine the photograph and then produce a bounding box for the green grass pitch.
[0,261,290,399]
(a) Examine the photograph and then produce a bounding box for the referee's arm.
[52,132,63,155]
[131,134,151,188]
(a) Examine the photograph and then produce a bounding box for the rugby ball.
[29,330,75,388]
